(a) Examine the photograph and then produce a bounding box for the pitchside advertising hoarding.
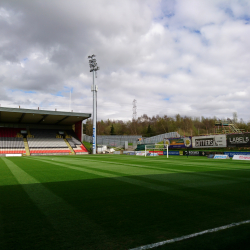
[192,135,227,148]
[165,137,192,148]
[227,133,250,147]
[233,155,250,160]
[224,151,250,158]
[214,155,230,159]
[149,151,180,155]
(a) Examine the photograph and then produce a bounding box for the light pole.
[88,54,100,154]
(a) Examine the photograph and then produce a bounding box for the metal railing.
[83,132,180,148]
[142,132,180,144]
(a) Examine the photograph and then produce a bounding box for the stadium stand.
[0,128,26,155]
[0,107,91,156]
[27,129,69,155]
[26,128,88,155]
[65,130,88,154]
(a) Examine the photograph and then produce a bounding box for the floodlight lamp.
[90,69,94,72]
[90,63,97,68]
[92,54,95,57]
[88,56,91,58]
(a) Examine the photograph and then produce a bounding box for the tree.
[84,119,93,136]
[146,124,153,137]
[110,124,115,135]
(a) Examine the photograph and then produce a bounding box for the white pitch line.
[129,220,250,250]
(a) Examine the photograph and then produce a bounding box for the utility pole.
[88,54,100,154]
[133,99,137,120]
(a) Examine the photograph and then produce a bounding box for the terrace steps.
[64,139,75,155]
[23,138,30,156]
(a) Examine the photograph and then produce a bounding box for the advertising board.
[6,154,22,157]
[214,155,229,159]
[164,151,179,155]
[149,150,163,155]
[148,153,159,156]
[192,135,227,148]
[184,151,200,156]
[148,151,180,155]
[165,137,192,148]
[207,154,214,158]
[136,152,145,156]
[233,155,250,160]
[224,151,250,158]
[227,133,250,147]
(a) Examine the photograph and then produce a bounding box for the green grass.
[82,140,92,152]
[0,155,250,249]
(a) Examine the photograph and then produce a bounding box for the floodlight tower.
[88,54,100,154]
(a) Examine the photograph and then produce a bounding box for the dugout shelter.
[0,107,91,156]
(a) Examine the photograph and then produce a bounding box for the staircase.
[23,138,30,156]
[64,139,75,155]
[64,131,72,139]
[215,120,245,134]
[27,129,34,138]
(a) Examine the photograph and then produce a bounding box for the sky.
[0,0,250,122]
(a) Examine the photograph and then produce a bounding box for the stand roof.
[0,107,91,126]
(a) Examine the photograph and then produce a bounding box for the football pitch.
[0,155,250,250]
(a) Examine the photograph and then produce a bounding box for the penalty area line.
[129,219,250,250]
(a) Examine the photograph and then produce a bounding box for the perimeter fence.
[82,135,142,148]
[142,132,181,144]
[83,132,181,148]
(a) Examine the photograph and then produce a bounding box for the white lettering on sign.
[229,137,249,144]
[195,139,213,147]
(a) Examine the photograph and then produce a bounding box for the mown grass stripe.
[67,158,246,188]
[152,158,250,170]
[30,158,233,209]
[53,157,250,184]
[29,157,180,192]
[130,220,250,250]
[47,157,250,211]
[1,157,112,249]
[84,156,250,171]
[68,157,241,173]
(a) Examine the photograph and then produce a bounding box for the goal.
[145,144,168,158]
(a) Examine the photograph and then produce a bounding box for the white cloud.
[0,0,249,123]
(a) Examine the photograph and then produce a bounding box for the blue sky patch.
[54,91,64,97]
[54,86,73,97]
[8,89,36,94]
